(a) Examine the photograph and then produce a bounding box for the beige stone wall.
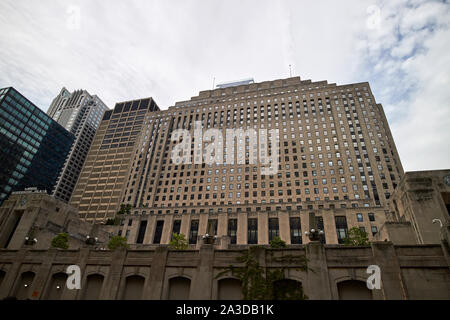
[0,192,114,251]
[0,242,449,300]
[391,170,450,244]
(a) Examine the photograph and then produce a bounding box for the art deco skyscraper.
[47,88,109,202]
[71,76,403,245]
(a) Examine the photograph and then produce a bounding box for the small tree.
[51,233,69,249]
[270,236,287,248]
[343,227,369,246]
[169,233,188,250]
[105,217,121,225]
[107,236,129,250]
[117,204,132,215]
[216,246,309,300]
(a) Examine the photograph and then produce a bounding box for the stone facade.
[389,170,450,244]
[116,204,388,246]
[0,242,449,300]
[0,191,114,251]
[1,178,450,300]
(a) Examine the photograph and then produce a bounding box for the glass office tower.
[0,87,74,204]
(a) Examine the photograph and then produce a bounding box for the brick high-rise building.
[47,88,109,202]
[70,76,403,245]
[69,97,160,221]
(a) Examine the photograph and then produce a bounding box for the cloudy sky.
[0,0,449,172]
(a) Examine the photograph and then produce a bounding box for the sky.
[0,0,449,172]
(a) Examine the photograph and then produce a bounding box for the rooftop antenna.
[212,77,215,89]
[289,64,292,77]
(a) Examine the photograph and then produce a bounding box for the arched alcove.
[273,279,305,300]
[337,280,373,300]
[82,274,104,300]
[168,277,191,300]
[44,272,68,300]
[122,275,145,300]
[218,278,242,300]
[15,271,35,300]
[0,270,6,288]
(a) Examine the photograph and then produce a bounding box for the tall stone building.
[70,76,403,246]
[0,87,74,205]
[47,88,109,202]
[69,97,160,221]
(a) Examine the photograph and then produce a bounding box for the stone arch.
[334,275,369,284]
[122,268,148,279]
[337,280,373,300]
[82,274,104,300]
[122,275,145,300]
[44,272,68,300]
[218,278,242,300]
[273,278,305,300]
[84,269,107,278]
[168,276,191,300]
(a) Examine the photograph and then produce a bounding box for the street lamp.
[305,229,324,241]
[85,235,99,245]
[24,237,37,245]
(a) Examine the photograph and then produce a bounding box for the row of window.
[120,215,378,245]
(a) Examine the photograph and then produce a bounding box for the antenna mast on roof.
[212,77,215,90]
[289,64,292,77]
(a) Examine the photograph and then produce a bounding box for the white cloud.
[354,0,450,171]
[0,0,448,171]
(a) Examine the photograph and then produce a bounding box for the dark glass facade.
[0,87,74,204]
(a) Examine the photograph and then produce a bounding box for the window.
[228,219,237,244]
[315,216,326,244]
[289,217,302,244]
[172,220,181,238]
[189,220,199,244]
[153,220,164,244]
[136,220,147,244]
[335,216,348,244]
[268,218,279,241]
[356,213,363,222]
[371,226,378,236]
[368,213,375,221]
[248,218,258,244]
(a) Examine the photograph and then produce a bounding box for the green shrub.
[270,236,287,248]
[216,246,309,300]
[105,217,121,225]
[169,233,188,250]
[117,204,132,215]
[343,227,370,246]
[107,236,129,250]
[51,233,69,249]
